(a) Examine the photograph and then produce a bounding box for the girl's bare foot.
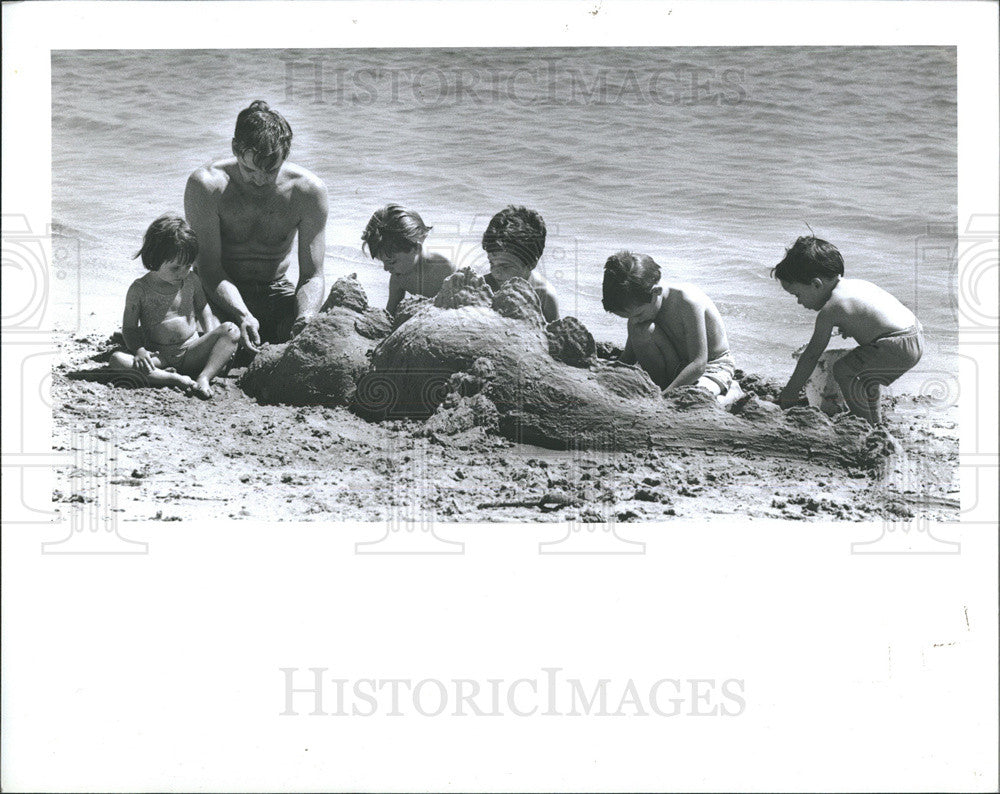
[167,372,196,390]
[191,377,213,400]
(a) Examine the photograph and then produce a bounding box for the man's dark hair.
[362,204,432,259]
[772,235,845,283]
[232,100,292,171]
[481,206,546,268]
[133,213,198,271]
[602,250,661,313]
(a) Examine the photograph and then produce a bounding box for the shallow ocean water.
[52,47,957,387]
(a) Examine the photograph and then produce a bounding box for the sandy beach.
[52,318,959,525]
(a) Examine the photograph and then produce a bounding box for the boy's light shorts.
[837,324,924,385]
[697,351,737,394]
[154,332,199,370]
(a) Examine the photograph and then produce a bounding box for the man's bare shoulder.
[187,158,235,195]
[283,162,327,198]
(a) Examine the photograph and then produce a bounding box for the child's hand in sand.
[133,348,155,374]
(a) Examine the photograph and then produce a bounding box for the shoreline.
[51,225,958,395]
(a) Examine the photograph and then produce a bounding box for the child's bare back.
[822,278,917,344]
[657,283,731,365]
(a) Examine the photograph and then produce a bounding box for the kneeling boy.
[602,250,738,399]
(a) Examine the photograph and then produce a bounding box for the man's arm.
[292,178,329,328]
[663,298,709,392]
[192,276,219,333]
[184,169,260,349]
[779,308,836,408]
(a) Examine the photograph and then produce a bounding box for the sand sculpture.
[239,274,391,406]
[242,270,895,471]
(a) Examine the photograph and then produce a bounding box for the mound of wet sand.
[51,321,959,523]
[350,269,893,472]
[239,274,391,406]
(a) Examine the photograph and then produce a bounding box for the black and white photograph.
[44,44,962,523]
[2,1,997,791]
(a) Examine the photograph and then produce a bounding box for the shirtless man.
[184,100,329,350]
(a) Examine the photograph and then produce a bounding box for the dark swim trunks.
[205,276,297,344]
[837,323,924,385]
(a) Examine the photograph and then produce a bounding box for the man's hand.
[239,314,261,351]
[778,386,801,410]
[133,348,155,374]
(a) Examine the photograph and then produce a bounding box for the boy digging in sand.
[109,214,240,399]
[481,205,560,322]
[362,204,456,314]
[773,235,923,424]
[602,251,741,402]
